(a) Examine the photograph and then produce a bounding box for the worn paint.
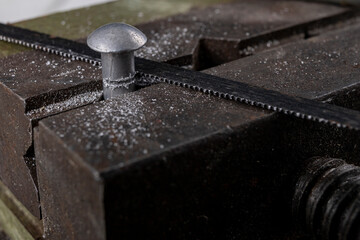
[0,0,231,58]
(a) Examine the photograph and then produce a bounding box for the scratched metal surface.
[134,0,349,65]
[0,0,233,58]
[0,0,359,239]
[0,0,230,221]
[34,18,360,239]
[204,22,360,102]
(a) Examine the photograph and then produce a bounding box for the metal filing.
[1,1,360,239]
[1,22,360,129]
[87,22,147,99]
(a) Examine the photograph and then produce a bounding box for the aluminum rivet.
[87,22,147,100]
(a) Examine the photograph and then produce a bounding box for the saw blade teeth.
[1,29,358,131]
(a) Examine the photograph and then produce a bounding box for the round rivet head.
[87,22,147,53]
[87,23,147,100]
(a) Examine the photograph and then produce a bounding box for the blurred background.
[0,0,114,23]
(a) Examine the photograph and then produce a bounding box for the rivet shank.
[87,23,147,99]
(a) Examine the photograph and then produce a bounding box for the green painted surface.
[0,42,28,58]
[0,199,34,240]
[0,0,230,58]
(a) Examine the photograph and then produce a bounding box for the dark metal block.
[32,14,360,239]
[204,22,360,106]
[35,83,272,239]
[0,50,102,218]
[0,0,353,221]
[35,84,360,239]
[136,0,352,68]
[0,1,359,238]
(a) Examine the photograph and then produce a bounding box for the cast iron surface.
[0,49,102,219]
[35,83,360,239]
[133,0,350,64]
[1,0,357,223]
[204,23,360,101]
[1,2,360,239]
[1,23,360,130]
